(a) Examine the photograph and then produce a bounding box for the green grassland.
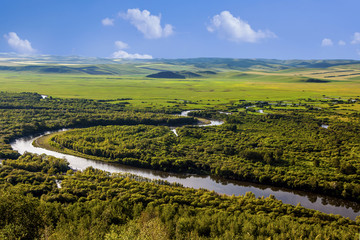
[1,65,360,111]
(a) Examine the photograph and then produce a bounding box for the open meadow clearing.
[1,63,360,109]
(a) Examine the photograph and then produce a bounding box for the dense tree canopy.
[0,153,358,239]
[51,110,360,202]
[0,92,195,159]
[1,92,360,239]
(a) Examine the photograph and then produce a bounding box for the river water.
[9,113,360,220]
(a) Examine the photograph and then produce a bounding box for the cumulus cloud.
[115,40,128,49]
[102,17,114,26]
[112,50,152,59]
[112,40,152,59]
[4,32,35,54]
[121,8,173,39]
[207,11,276,43]
[338,40,346,46]
[321,38,333,47]
[351,32,360,44]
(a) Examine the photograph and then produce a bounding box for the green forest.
[0,152,359,239]
[1,91,360,239]
[0,92,195,159]
[49,105,360,202]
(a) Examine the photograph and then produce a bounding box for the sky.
[1,0,360,60]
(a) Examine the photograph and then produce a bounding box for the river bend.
[9,112,360,220]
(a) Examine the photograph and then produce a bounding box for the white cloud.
[351,32,360,44]
[207,11,276,43]
[321,38,333,47]
[338,40,346,46]
[102,17,114,26]
[357,49,360,56]
[112,50,152,59]
[112,40,152,59]
[121,8,173,39]
[115,40,128,49]
[4,32,35,54]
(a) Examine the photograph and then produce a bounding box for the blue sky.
[1,0,360,59]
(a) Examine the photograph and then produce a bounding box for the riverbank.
[33,132,61,152]
[8,105,360,219]
[2,152,358,239]
[42,120,360,205]
[33,131,121,164]
[18,128,360,220]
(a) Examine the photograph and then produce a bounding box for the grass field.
[1,58,360,110]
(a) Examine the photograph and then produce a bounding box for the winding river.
[9,111,360,220]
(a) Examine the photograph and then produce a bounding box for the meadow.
[1,64,360,111]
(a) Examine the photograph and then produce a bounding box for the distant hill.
[146,71,186,79]
[0,64,154,75]
[302,78,330,83]
[162,58,360,71]
[1,54,360,75]
[0,65,115,75]
[197,70,217,75]
[146,70,204,79]
[178,71,202,78]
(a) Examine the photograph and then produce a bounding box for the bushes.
[49,112,360,202]
[0,153,359,239]
[0,191,44,240]
[0,92,196,160]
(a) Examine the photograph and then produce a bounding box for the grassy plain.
[1,65,360,111]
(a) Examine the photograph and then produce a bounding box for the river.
[9,112,360,220]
